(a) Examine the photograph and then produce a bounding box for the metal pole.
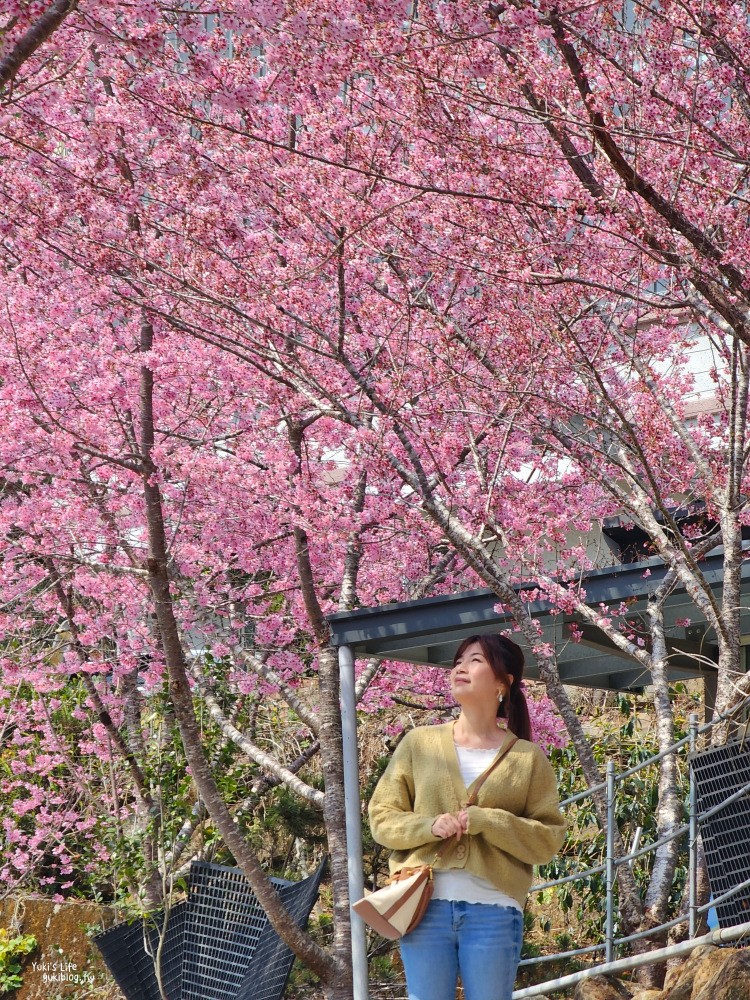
[338,643,370,1000]
[605,760,616,965]
[688,712,699,938]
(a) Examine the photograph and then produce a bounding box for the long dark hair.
[452,633,533,742]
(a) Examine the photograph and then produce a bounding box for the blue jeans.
[400,898,523,1000]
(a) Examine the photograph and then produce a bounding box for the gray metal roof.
[326,552,748,691]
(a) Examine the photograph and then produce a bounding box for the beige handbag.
[352,862,435,939]
[354,734,518,939]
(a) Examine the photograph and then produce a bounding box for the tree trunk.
[138,326,339,985]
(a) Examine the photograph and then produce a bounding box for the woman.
[368,633,566,1000]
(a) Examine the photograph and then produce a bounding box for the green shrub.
[0,930,37,995]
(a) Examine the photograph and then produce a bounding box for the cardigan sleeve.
[368,734,440,851]
[466,746,566,864]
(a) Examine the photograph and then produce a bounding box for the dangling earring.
[497,691,504,705]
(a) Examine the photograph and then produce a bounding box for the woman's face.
[450,641,506,704]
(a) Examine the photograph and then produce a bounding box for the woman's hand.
[431,812,469,840]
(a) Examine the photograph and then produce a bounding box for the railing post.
[688,712,699,938]
[605,760,616,964]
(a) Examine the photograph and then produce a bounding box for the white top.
[432,744,523,911]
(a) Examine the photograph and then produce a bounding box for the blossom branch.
[0,0,77,92]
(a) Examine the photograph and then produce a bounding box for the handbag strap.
[433,731,519,861]
[465,732,518,806]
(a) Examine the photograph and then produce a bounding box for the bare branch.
[190,668,324,809]
[355,657,381,702]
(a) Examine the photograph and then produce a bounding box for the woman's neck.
[453,708,506,749]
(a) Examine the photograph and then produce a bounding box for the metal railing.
[513,698,750,999]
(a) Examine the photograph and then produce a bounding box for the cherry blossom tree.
[0,276,564,992]
[3,0,750,985]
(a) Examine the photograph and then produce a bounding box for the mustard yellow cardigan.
[368,722,566,908]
